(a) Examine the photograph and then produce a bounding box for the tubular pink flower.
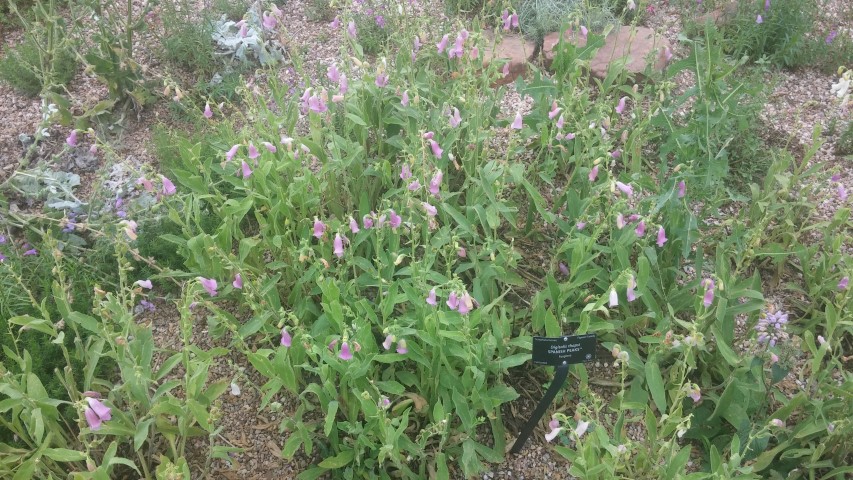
[389,210,402,228]
[226,144,240,161]
[232,273,243,289]
[66,130,78,147]
[548,101,562,120]
[262,12,277,29]
[281,328,292,347]
[589,165,599,182]
[429,140,443,159]
[330,17,341,29]
[203,103,213,118]
[429,170,443,195]
[656,226,668,247]
[446,291,459,310]
[241,160,253,178]
[396,339,408,354]
[408,179,420,191]
[199,277,218,296]
[426,288,437,306]
[313,219,326,239]
[635,220,646,237]
[135,279,153,289]
[511,112,523,130]
[349,216,360,233]
[449,108,462,127]
[423,202,437,217]
[615,96,627,115]
[85,407,102,430]
[609,289,618,307]
[626,276,637,302]
[87,397,112,422]
[559,263,569,276]
[262,142,277,153]
[339,74,348,94]
[556,114,565,129]
[580,25,588,37]
[327,64,340,83]
[436,34,449,53]
[363,214,374,229]
[383,335,395,350]
[347,21,357,37]
[375,74,389,88]
[616,214,625,229]
[678,180,686,198]
[161,176,177,195]
[839,276,849,290]
[401,90,409,106]
[510,13,519,28]
[333,233,345,258]
[615,181,633,197]
[401,164,412,180]
[339,342,353,360]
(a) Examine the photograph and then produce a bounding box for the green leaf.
[317,449,354,469]
[324,401,338,436]
[644,356,667,412]
[43,448,86,462]
[281,434,303,459]
[133,419,154,451]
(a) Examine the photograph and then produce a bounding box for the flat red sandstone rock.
[481,32,536,86]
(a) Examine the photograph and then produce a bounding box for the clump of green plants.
[720,0,815,67]
[350,0,395,55]
[157,0,218,75]
[308,0,335,22]
[0,0,76,97]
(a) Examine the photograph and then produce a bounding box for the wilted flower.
[313,218,326,239]
[510,112,523,130]
[339,341,353,360]
[609,288,618,307]
[120,220,138,240]
[84,397,112,431]
[574,420,590,438]
[135,279,153,289]
[137,177,154,192]
[198,277,218,296]
[396,339,408,354]
[616,213,625,229]
[686,384,701,403]
[627,0,636,9]
[656,226,668,247]
[233,273,243,289]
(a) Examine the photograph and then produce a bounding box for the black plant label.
[532,334,597,366]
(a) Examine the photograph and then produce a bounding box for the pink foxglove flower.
[363,214,374,229]
[327,64,340,83]
[589,165,599,182]
[281,328,292,347]
[401,90,409,106]
[770,353,779,364]
[609,289,619,307]
[161,176,176,196]
[545,418,562,442]
[241,160,253,179]
[226,144,240,161]
[559,262,569,276]
[66,130,78,147]
[448,35,464,59]
[262,142,276,153]
[375,73,389,88]
[702,279,715,307]
[436,34,450,53]
[330,17,341,29]
[349,216,360,233]
[137,177,154,192]
[756,14,763,24]
[135,279,153,289]
[429,140,443,159]
[401,164,412,180]
[383,334,394,350]
[396,339,408,354]
[580,26,588,37]
[446,291,459,309]
[576,221,586,230]
[339,74,348,94]
[333,233,345,258]
[313,219,326,239]
[262,12,277,29]
[574,420,590,437]
[511,112,523,130]
[388,210,402,229]
[203,103,213,118]
[84,397,112,431]
[232,273,243,289]
[457,292,474,314]
[449,107,462,127]
[429,170,443,196]
[121,220,138,240]
[511,13,519,28]
[838,184,848,202]
[615,181,633,197]
[635,220,646,237]
[426,288,437,306]
[548,101,562,120]
[626,275,637,302]
[556,114,565,129]
[615,96,627,115]
[347,21,357,37]
[688,386,701,403]
[501,10,511,30]
[308,95,328,113]
[764,0,770,11]
[611,150,622,159]
[678,180,686,198]
[656,226,668,247]
[339,341,353,360]
[423,131,434,140]
[423,202,437,217]
[408,179,420,190]
[839,276,849,290]
[199,277,218,296]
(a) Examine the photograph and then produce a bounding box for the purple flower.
[281,328,292,347]
[457,292,474,315]
[580,25,588,37]
[198,277,218,296]
[339,74,348,94]
[589,165,599,182]
[545,418,562,442]
[334,233,345,258]
[764,0,770,11]
[702,279,715,307]
[423,202,437,217]
[401,90,409,106]
[677,180,686,198]
[826,30,838,44]
[501,10,511,30]
[313,219,326,239]
[436,34,449,53]
[656,226,668,247]
[408,179,420,190]
[449,107,462,127]
[426,288,437,306]
[349,216,360,233]
[203,103,213,119]
[626,275,637,302]
[401,164,412,180]
[511,13,519,28]
[615,181,633,197]
[375,15,385,27]
[429,140,443,159]
[0,235,6,244]
[339,341,353,360]
[388,210,402,228]
[448,35,464,59]
[375,73,389,88]
[363,214,374,229]
[609,289,618,307]
[383,334,394,350]
[262,142,277,153]
[470,46,478,59]
[84,397,112,431]
[23,245,37,256]
[137,177,154,192]
[233,273,243,289]
[756,310,789,346]
[556,114,565,130]
[838,276,849,290]
[347,21,357,37]
[548,101,562,120]
[510,112,523,130]
[611,150,621,159]
[330,17,341,29]
[615,96,627,115]
[66,130,77,147]
[756,14,763,24]
[308,95,328,113]
[457,246,466,258]
[241,160,253,179]
[161,176,177,196]
[135,279,153,289]
[446,291,459,310]
[226,144,240,161]
[576,221,586,230]
[688,387,701,403]
[635,220,646,237]
[327,65,340,84]
[429,170,443,196]
[838,184,848,202]
[559,263,569,276]
[262,12,277,29]
[396,339,408,354]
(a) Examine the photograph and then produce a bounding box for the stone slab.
[481,32,536,87]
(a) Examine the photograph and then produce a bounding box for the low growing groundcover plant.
[0,1,851,479]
